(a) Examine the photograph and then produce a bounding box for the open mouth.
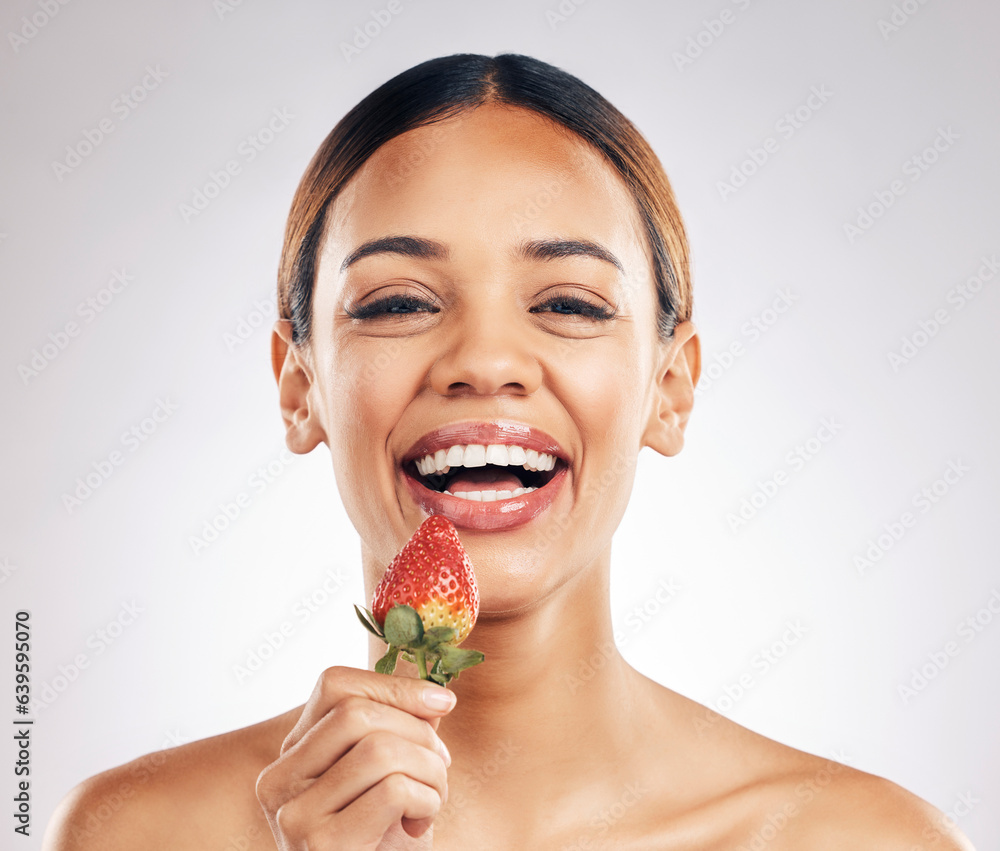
[405,443,566,502]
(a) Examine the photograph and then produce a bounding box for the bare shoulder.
[42,707,300,851]
[644,681,977,850]
[762,756,979,850]
[717,727,977,850]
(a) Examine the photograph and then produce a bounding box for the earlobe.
[642,320,700,457]
[271,319,326,454]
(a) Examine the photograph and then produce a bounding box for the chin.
[466,543,582,622]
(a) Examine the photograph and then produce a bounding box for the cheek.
[322,337,418,474]
[550,336,649,545]
[550,335,648,448]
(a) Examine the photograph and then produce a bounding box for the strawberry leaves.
[384,604,424,646]
[374,644,399,675]
[355,604,384,638]
[356,602,484,686]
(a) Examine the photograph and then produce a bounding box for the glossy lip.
[399,420,571,532]
[402,464,569,531]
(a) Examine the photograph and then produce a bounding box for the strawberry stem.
[415,647,429,680]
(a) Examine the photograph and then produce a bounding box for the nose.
[428,303,543,398]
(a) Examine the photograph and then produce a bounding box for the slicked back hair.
[277,52,691,347]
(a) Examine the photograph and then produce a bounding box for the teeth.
[413,444,561,477]
[446,487,537,501]
[485,444,509,466]
[462,445,487,467]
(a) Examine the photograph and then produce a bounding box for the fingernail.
[437,736,452,767]
[422,687,456,711]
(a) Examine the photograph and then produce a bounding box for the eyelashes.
[529,295,616,321]
[344,294,440,320]
[345,293,616,322]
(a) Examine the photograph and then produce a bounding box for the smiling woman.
[43,53,975,851]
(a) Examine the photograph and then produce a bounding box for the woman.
[45,53,974,850]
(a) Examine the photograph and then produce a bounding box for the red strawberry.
[355,515,484,684]
[373,515,480,644]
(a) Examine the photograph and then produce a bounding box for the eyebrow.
[340,235,624,273]
[518,237,624,273]
[340,236,446,272]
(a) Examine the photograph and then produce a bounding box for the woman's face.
[275,103,698,615]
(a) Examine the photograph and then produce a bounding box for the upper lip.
[401,420,570,465]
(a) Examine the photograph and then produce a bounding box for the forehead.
[319,103,651,277]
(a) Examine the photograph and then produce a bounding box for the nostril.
[445,381,528,396]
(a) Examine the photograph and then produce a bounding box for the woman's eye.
[347,293,614,321]
[346,294,440,320]
[531,296,616,321]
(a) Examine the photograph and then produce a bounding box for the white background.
[1,0,997,846]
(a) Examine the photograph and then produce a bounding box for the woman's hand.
[256,666,455,850]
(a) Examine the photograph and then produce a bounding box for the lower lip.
[401,465,569,531]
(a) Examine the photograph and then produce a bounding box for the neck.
[364,547,647,779]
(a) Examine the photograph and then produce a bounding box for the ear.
[642,320,701,457]
[271,319,326,454]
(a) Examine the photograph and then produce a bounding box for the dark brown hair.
[277,52,691,346]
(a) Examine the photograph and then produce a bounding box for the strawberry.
[355,515,484,685]
[373,515,480,644]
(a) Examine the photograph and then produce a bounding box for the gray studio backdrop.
[1,0,998,846]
